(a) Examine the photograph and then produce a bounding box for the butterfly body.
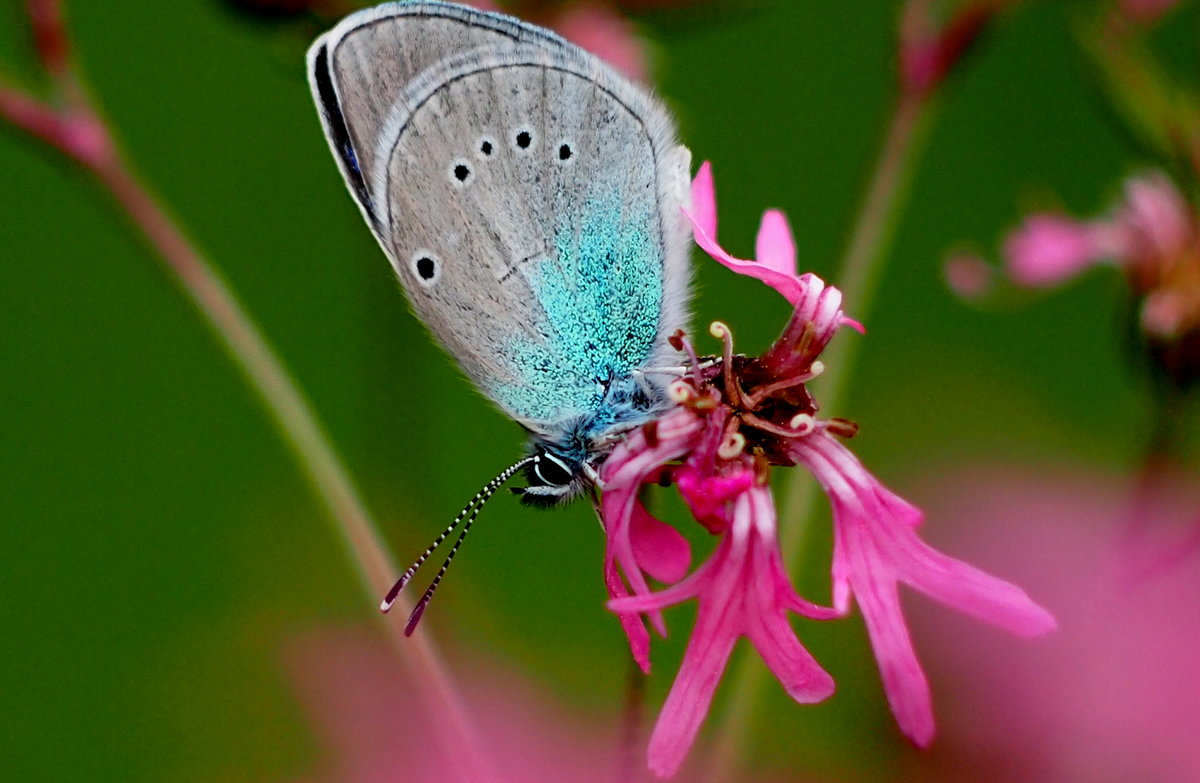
[308,1,691,501]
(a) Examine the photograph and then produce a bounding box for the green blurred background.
[2,1,1197,781]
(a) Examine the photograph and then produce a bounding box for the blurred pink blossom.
[286,627,646,783]
[600,163,1054,777]
[1003,214,1117,287]
[905,465,1200,783]
[552,1,647,81]
[463,1,647,80]
[995,172,1200,383]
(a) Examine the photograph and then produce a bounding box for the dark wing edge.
[305,2,573,237]
[308,40,378,230]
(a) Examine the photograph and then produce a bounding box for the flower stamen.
[717,430,746,460]
[709,320,751,408]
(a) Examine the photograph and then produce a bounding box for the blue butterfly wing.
[310,6,692,444]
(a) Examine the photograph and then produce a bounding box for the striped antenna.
[380,455,536,631]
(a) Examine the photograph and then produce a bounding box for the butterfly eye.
[532,452,574,487]
[411,251,440,286]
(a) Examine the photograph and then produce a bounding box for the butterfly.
[307,1,692,630]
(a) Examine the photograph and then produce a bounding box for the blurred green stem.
[0,3,495,781]
[705,90,937,780]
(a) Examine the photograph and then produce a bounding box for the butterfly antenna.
[380,456,535,624]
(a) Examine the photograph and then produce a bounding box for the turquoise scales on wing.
[492,192,665,458]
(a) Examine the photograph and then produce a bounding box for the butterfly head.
[514,448,592,507]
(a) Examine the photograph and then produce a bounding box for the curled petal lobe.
[601,409,704,657]
[684,162,813,305]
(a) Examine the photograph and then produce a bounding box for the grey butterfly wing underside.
[308,2,692,437]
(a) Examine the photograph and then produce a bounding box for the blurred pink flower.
[552,1,647,81]
[600,163,1055,777]
[905,465,1200,782]
[1003,213,1117,287]
[995,172,1200,384]
[287,627,650,783]
[464,1,647,80]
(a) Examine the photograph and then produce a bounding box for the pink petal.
[754,209,797,277]
[689,161,717,240]
[745,492,836,703]
[630,500,692,584]
[646,535,745,779]
[1003,214,1108,288]
[840,515,936,746]
[647,618,739,779]
[1119,171,1194,259]
[605,558,652,673]
[838,314,867,334]
[881,515,1058,637]
[791,432,1056,744]
[600,410,705,646]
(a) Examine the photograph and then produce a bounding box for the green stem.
[704,91,937,780]
[0,11,497,775]
[92,158,497,783]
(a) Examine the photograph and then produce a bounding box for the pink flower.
[1001,173,1196,297]
[462,1,647,81]
[598,163,1055,777]
[943,253,995,298]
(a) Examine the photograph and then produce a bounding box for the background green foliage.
[1,1,1196,780]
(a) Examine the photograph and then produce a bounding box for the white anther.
[788,413,816,435]
[667,379,692,402]
[717,432,746,460]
